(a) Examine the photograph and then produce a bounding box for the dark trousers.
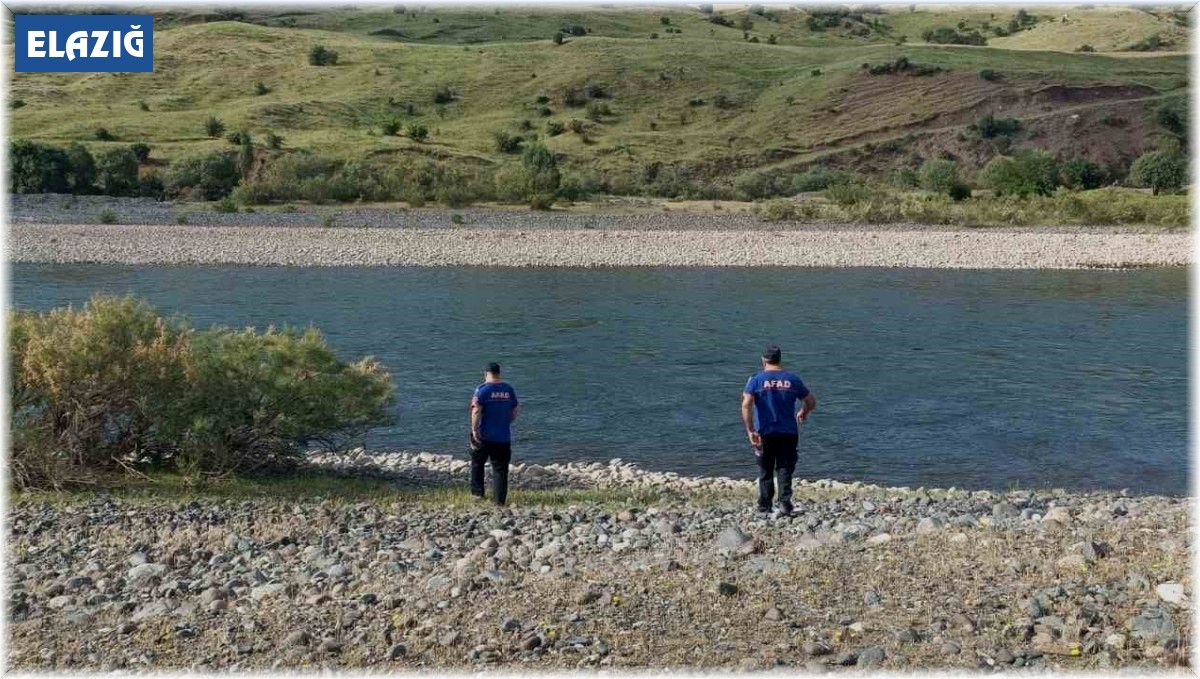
[471,441,512,506]
[757,433,798,511]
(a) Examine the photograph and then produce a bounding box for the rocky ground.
[6,452,1192,672]
[10,194,1191,269]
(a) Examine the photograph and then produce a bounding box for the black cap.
[762,345,782,364]
[486,362,501,375]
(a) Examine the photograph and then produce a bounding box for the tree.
[981,150,1059,197]
[406,124,428,142]
[918,158,961,194]
[204,115,226,139]
[238,132,254,179]
[1129,150,1187,195]
[65,143,96,193]
[1155,97,1188,148]
[129,142,151,163]
[1058,158,1103,191]
[10,140,70,194]
[96,147,141,196]
[165,152,240,200]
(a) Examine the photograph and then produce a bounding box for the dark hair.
[762,346,782,364]
[486,362,501,375]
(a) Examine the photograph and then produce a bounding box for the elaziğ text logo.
[15,15,153,73]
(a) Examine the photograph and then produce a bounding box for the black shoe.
[779,503,794,517]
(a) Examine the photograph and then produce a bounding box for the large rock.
[1155,582,1188,607]
[1042,506,1073,527]
[915,517,943,535]
[716,526,759,556]
[127,563,167,583]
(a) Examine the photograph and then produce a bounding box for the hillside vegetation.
[8,4,1191,209]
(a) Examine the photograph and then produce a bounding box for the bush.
[432,85,455,104]
[1129,150,1187,194]
[1155,97,1188,147]
[166,152,240,200]
[129,142,151,163]
[971,113,1022,139]
[1059,158,1104,191]
[917,158,961,195]
[756,198,820,222]
[733,171,777,200]
[138,171,165,200]
[552,32,564,45]
[10,140,70,194]
[382,119,401,136]
[254,81,270,96]
[825,181,883,206]
[95,148,140,196]
[494,131,524,154]
[586,102,611,122]
[65,143,96,193]
[791,168,850,193]
[546,121,565,136]
[406,124,428,142]
[94,127,116,141]
[948,182,972,201]
[98,210,118,224]
[9,296,395,488]
[265,132,285,150]
[921,26,987,45]
[563,87,587,107]
[981,149,1059,197]
[979,68,1001,82]
[204,115,226,139]
[308,45,339,66]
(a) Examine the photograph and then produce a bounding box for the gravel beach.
[8,195,1190,268]
[7,452,1191,672]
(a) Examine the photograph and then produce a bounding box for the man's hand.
[470,429,482,450]
[747,430,762,450]
[796,410,808,424]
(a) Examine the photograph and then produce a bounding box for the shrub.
[971,113,1022,139]
[214,195,239,213]
[566,25,586,36]
[10,140,70,194]
[757,198,820,222]
[95,147,140,196]
[981,149,1059,197]
[129,142,151,163]
[1129,150,1187,194]
[237,132,254,178]
[432,85,455,104]
[308,45,339,66]
[586,102,611,122]
[825,181,882,206]
[138,171,165,200]
[494,131,524,153]
[165,151,240,200]
[713,93,737,110]
[1155,97,1188,147]
[93,127,116,142]
[546,121,565,136]
[792,168,850,193]
[98,209,118,224]
[921,26,987,45]
[979,68,1001,81]
[1059,158,1104,191]
[918,158,961,195]
[265,132,284,150]
[382,119,401,136]
[450,213,464,225]
[586,84,608,99]
[65,143,96,193]
[563,87,587,107]
[569,119,587,134]
[1076,44,1095,52]
[552,32,564,45]
[204,115,226,139]
[12,98,26,109]
[9,296,395,488]
[733,171,777,200]
[406,124,428,142]
[948,182,972,201]
[254,81,270,96]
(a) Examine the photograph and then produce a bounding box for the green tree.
[1058,158,1103,191]
[981,150,1059,196]
[917,158,961,194]
[238,132,254,179]
[65,143,96,194]
[204,115,226,139]
[165,152,240,200]
[10,140,69,194]
[96,147,140,196]
[1129,150,1187,195]
[308,45,339,66]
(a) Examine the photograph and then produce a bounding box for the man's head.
[485,362,502,380]
[761,345,782,368]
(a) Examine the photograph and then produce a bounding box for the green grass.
[8,6,1190,191]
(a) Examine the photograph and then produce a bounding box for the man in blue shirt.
[741,345,817,517]
[470,362,521,506]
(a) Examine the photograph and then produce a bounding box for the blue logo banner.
[15,15,153,72]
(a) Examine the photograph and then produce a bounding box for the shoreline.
[11,222,1190,269]
[7,452,1190,671]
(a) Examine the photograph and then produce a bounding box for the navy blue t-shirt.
[473,381,519,443]
[744,370,809,435]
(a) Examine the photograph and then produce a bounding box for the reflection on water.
[10,263,1189,494]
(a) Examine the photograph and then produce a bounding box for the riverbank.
[7,452,1191,671]
[11,222,1190,269]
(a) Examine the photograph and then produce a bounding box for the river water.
[11,263,1188,494]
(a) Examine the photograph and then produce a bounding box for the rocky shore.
[7,451,1191,672]
[10,194,1190,269]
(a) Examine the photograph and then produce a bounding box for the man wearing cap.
[470,362,521,506]
[740,345,816,517]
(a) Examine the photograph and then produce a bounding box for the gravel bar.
[10,223,1190,268]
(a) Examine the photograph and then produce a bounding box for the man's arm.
[741,393,761,448]
[797,392,817,422]
[510,403,521,422]
[470,399,483,439]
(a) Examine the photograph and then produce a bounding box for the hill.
[8,5,1191,202]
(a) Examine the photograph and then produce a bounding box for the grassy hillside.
[8,5,1191,199]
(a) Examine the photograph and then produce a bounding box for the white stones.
[127,563,167,583]
[1042,506,1074,527]
[916,517,944,535]
[1155,582,1188,607]
[866,533,892,545]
